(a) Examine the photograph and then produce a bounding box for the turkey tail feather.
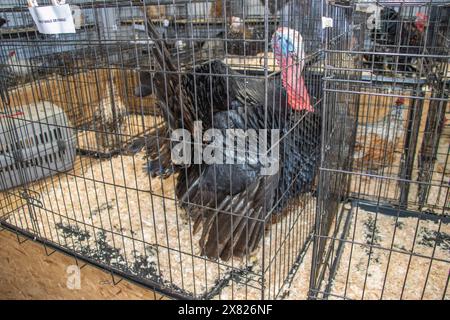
[192,174,278,261]
[144,17,176,72]
[144,122,174,178]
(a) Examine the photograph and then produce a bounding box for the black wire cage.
[310,0,450,300]
[0,0,325,299]
[0,0,448,301]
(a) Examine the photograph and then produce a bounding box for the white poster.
[28,4,76,34]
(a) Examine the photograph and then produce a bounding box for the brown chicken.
[354,98,407,172]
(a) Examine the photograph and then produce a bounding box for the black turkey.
[136,22,321,261]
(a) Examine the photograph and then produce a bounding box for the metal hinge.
[20,189,43,236]
[20,189,43,208]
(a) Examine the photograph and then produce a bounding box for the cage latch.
[20,189,43,209]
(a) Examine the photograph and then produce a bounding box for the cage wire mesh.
[0,0,326,300]
[0,0,449,301]
[310,0,450,300]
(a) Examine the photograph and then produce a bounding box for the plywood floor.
[0,229,166,300]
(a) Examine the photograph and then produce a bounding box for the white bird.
[229,16,243,33]
[93,82,128,151]
[6,50,31,78]
[4,50,44,81]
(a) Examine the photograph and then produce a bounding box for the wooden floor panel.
[0,229,165,300]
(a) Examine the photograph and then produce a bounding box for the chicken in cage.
[353,95,408,172]
[357,0,450,78]
[311,0,450,301]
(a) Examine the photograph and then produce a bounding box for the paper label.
[28,4,75,34]
[322,17,333,29]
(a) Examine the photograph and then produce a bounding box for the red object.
[8,50,16,57]
[0,111,24,118]
[395,97,405,106]
[274,45,313,112]
[415,13,428,33]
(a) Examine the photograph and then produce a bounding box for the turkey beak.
[135,71,154,97]
[134,84,153,97]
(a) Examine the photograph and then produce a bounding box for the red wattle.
[285,76,312,112]
[278,53,313,112]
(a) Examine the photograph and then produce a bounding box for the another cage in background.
[0,0,326,300]
[0,0,164,157]
[311,0,450,300]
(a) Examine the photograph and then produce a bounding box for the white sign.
[322,17,334,29]
[28,4,76,34]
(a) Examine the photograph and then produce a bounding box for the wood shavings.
[3,148,316,299]
[77,115,162,154]
[318,207,450,300]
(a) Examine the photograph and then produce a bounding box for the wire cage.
[0,0,326,300]
[310,0,450,300]
[0,0,449,301]
[0,0,164,158]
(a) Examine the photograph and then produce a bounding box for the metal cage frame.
[0,0,449,300]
